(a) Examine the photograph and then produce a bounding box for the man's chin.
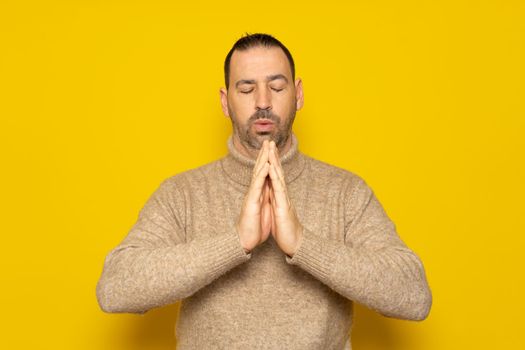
[249,132,274,148]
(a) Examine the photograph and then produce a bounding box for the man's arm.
[95,177,251,314]
[285,176,432,321]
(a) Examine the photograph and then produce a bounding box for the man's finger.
[252,140,269,181]
[269,142,287,192]
[263,177,270,201]
[247,162,270,203]
[249,147,270,200]
[268,162,290,210]
[254,139,267,166]
[268,181,277,232]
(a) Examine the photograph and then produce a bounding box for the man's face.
[220,46,304,153]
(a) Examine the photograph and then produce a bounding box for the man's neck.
[232,134,292,160]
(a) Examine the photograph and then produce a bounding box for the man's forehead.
[229,46,292,81]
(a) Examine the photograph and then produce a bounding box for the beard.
[228,105,296,151]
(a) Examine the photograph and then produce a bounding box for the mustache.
[248,109,281,124]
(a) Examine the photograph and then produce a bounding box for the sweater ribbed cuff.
[285,227,339,283]
[191,228,252,282]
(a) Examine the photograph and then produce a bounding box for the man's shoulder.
[302,153,366,188]
[157,156,225,189]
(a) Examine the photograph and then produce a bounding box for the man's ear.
[295,78,304,110]
[219,87,230,117]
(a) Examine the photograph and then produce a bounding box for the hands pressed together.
[236,139,304,257]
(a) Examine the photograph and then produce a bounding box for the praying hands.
[236,139,304,257]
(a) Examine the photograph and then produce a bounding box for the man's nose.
[255,87,272,110]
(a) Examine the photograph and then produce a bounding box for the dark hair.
[224,33,295,89]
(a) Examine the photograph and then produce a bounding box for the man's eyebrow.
[235,74,289,88]
[235,79,256,88]
[266,74,288,84]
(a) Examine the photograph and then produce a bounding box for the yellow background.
[2,0,524,349]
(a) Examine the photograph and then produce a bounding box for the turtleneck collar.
[221,133,306,187]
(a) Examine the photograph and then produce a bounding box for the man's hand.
[236,140,272,253]
[267,141,304,257]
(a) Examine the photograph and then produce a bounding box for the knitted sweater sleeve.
[285,175,432,321]
[96,177,251,314]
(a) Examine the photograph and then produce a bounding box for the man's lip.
[254,120,274,125]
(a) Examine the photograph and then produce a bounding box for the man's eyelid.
[236,82,254,90]
[237,84,254,92]
[269,81,287,89]
[237,80,285,93]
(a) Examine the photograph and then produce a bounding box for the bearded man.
[96,33,432,350]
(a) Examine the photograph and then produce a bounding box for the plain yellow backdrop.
[1,0,524,349]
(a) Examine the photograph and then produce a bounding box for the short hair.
[224,33,295,89]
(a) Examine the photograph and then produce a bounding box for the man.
[96,33,432,349]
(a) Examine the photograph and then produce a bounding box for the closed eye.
[239,88,283,94]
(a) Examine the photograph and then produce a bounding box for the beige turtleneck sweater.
[96,133,432,349]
